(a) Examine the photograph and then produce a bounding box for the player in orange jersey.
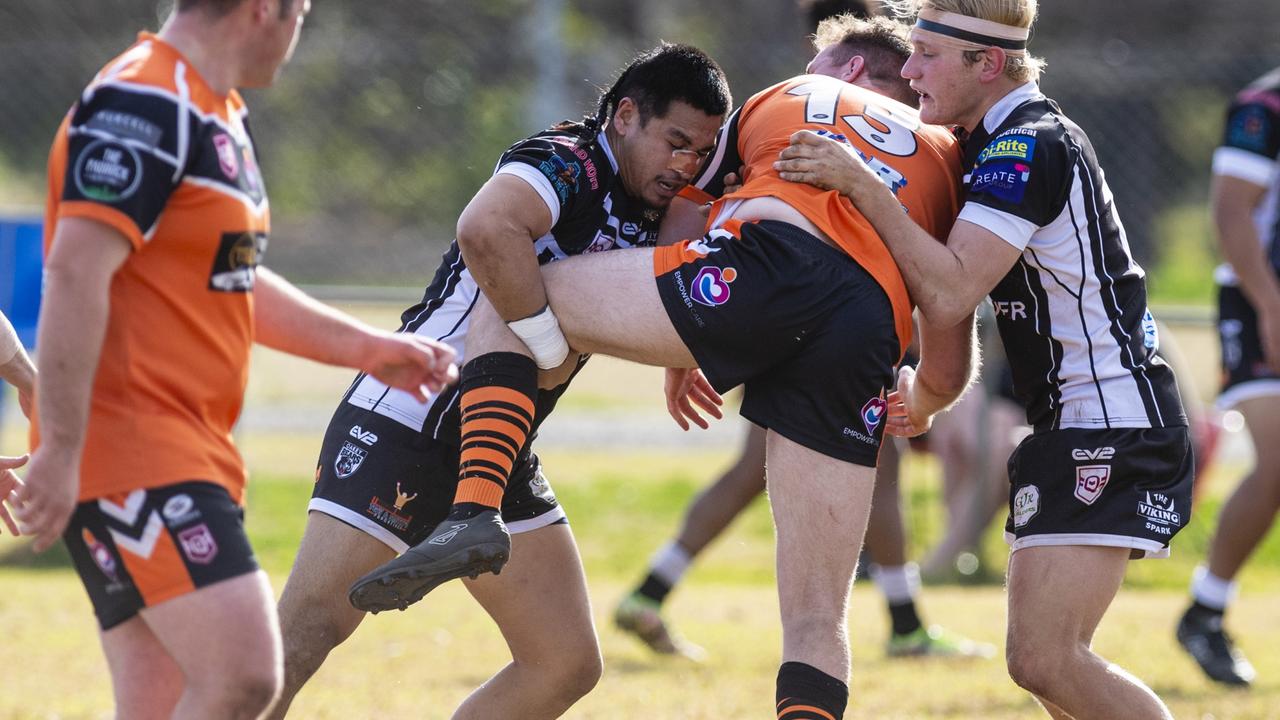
[13,2,455,718]
[352,15,978,718]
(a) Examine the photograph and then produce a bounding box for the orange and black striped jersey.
[39,33,269,503]
[681,74,963,354]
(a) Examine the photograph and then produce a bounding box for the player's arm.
[887,312,978,437]
[776,130,1021,327]
[253,268,457,400]
[0,311,35,418]
[15,218,131,550]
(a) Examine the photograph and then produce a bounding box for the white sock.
[649,542,693,586]
[1190,565,1237,611]
[870,563,920,605]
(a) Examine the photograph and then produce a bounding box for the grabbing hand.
[664,367,723,430]
[363,333,459,402]
[0,454,27,536]
[884,365,934,438]
[774,130,871,195]
[13,449,79,552]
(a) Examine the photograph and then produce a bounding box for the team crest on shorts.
[861,393,887,435]
[1073,465,1111,505]
[335,441,368,479]
[82,528,120,583]
[1013,485,1040,528]
[177,523,219,565]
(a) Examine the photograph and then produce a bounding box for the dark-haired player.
[270,44,729,718]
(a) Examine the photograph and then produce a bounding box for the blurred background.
[0,0,1277,291]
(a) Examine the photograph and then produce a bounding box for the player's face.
[901,36,983,128]
[614,99,722,209]
[245,0,311,88]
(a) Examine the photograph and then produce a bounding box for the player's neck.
[158,12,242,96]
[960,78,1025,135]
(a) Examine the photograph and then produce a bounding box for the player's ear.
[978,48,1008,83]
[843,55,866,85]
[613,97,640,136]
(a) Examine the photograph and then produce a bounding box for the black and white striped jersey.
[958,83,1186,432]
[1212,67,1280,287]
[342,127,661,440]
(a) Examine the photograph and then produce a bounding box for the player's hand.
[0,454,28,536]
[664,367,723,430]
[884,365,934,438]
[361,333,459,402]
[697,166,747,220]
[13,449,79,552]
[1259,307,1280,375]
[774,130,873,197]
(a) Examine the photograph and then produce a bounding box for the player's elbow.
[455,210,508,268]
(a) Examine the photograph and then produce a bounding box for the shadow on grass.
[0,538,73,570]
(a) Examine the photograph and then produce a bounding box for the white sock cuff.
[649,542,693,585]
[870,563,921,604]
[1191,565,1238,610]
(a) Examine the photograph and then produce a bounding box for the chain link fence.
[1,1,1278,289]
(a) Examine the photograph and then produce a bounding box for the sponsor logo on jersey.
[208,231,267,293]
[528,467,557,502]
[213,133,240,180]
[1141,309,1159,349]
[393,482,418,511]
[1073,465,1111,505]
[349,425,379,446]
[690,266,736,307]
[85,110,163,147]
[334,441,368,479]
[1071,447,1115,461]
[178,523,219,564]
[73,139,143,202]
[367,496,412,531]
[82,528,121,584]
[970,161,1032,204]
[161,493,201,526]
[978,135,1037,164]
[1220,318,1244,370]
[1136,492,1181,529]
[1012,485,1040,528]
[1226,105,1271,154]
[862,393,887,435]
[993,300,1028,321]
[540,155,581,203]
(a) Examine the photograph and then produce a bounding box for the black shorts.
[654,219,900,466]
[64,481,260,631]
[310,402,565,553]
[1217,284,1280,407]
[1004,426,1194,558]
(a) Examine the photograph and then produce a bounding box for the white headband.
[913,9,1029,56]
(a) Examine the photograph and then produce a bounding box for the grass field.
[2,306,1279,718]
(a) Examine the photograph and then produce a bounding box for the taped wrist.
[507,305,569,370]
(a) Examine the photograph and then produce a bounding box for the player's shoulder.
[979,100,1069,170]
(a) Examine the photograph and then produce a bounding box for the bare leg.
[1205,395,1280,580]
[1006,546,1171,720]
[138,571,283,720]
[100,616,185,720]
[863,439,904,567]
[270,512,394,718]
[455,524,602,719]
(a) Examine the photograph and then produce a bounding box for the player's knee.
[227,668,283,718]
[279,602,350,680]
[1005,637,1066,697]
[554,645,604,701]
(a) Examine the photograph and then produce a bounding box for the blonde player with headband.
[777,1,1187,718]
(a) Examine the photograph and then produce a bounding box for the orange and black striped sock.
[448,352,537,521]
[776,662,848,720]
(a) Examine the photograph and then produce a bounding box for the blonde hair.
[885,0,1046,82]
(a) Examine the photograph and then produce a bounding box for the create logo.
[690,267,736,307]
[861,394,887,435]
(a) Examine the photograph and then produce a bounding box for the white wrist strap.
[507,305,570,370]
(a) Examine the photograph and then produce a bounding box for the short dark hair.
[175,0,296,19]
[572,44,731,146]
[799,0,878,32]
[814,15,914,103]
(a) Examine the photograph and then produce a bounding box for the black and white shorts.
[310,402,566,553]
[1004,426,1194,558]
[1217,283,1280,408]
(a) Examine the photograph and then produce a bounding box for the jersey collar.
[981,82,1044,134]
[597,130,620,173]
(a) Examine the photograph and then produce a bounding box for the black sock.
[888,599,923,636]
[1185,600,1225,624]
[776,661,848,719]
[636,573,674,605]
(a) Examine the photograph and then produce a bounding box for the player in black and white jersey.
[776,1,1188,717]
[268,45,728,718]
[1174,66,1280,688]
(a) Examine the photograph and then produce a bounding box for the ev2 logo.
[1071,447,1115,461]
[350,425,379,446]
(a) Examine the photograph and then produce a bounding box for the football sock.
[1190,565,1236,612]
[447,352,537,522]
[870,563,923,635]
[635,542,693,604]
[887,600,924,637]
[776,661,848,720]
